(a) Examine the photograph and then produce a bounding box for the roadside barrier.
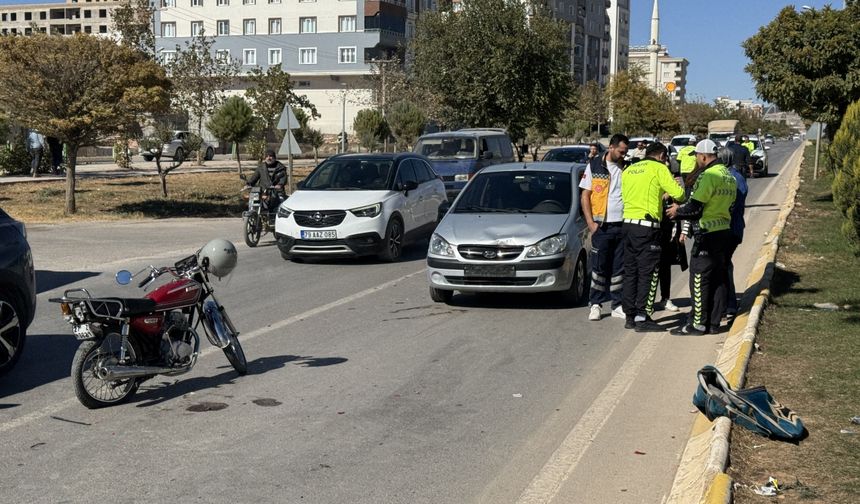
[666,144,806,504]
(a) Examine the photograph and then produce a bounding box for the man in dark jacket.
[725,135,753,178]
[244,150,287,209]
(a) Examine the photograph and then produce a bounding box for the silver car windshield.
[453,171,572,214]
[415,137,477,160]
[303,159,394,190]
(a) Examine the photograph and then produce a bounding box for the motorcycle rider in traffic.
[244,149,287,210]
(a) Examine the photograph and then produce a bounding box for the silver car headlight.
[526,233,568,257]
[349,203,382,218]
[429,233,454,257]
[277,206,292,219]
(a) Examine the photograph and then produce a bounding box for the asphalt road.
[0,142,803,503]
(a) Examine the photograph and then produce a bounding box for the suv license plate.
[464,264,515,277]
[301,230,337,240]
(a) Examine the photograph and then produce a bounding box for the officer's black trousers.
[589,222,624,308]
[622,223,661,319]
[689,230,733,330]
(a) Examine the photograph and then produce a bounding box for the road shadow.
[0,333,80,400]
[293,241,428,265]
[104,180,150,187]
[132,353,348,408]
[442,291,576,311]
[113,200,243,219]
[36,270,100,294]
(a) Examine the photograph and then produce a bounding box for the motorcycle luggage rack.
[56,288,126,320]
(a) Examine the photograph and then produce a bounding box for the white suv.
[274,153,447,262]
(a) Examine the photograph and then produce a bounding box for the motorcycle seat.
[100,298,157,317]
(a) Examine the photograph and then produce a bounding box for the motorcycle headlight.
[349,203,382,218]
[429,233,454,257]
[526,233,568,257]
[277,206,292,219]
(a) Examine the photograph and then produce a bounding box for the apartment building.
[605,0,628,77]
[628,45,687,103]
[0,0,122,37]
[155,0,414,134]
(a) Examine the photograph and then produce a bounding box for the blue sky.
[629,0,844,103]
[0,0,844,103]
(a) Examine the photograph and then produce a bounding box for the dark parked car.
[0,207,36,376]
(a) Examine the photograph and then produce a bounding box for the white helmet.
[198,239,238,278]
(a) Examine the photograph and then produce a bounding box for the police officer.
[580,133,629,322]
[726,135,754,178]
[741,135,755,155]
[620,142,686,332]
[666,139,737,335]
[677,137,698,176]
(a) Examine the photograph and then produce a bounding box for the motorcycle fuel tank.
[146,278,202,311]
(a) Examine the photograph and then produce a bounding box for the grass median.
[0,169,312,223]
[729,145,860,503]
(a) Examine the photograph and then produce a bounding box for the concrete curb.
[665,143,806,504]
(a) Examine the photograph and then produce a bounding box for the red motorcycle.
[49,239,247,409]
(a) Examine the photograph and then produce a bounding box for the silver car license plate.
[301,230,337,240]
[464,264,515,277]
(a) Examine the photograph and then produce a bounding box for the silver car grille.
[457,245,524,261]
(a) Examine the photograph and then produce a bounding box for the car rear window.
[542,148,589,163]
[453,171,571,214]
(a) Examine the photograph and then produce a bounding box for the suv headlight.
[350,203,382,218]
[277,206,292,219]
[429,233,454,257]
[526,234,568,257]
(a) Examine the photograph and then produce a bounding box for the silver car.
[426,162,590,305]
[141,130,216,162]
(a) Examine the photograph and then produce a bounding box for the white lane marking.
[515,332,664,504]
[0,269,424,434]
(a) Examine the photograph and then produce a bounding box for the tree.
[676,101,720,136]
[830,99,860,251]
[353,109,389,152]
[412,0,571,143]
[244,65,318,142]
[167,31,239,160]
[607,70,651,135]
[138,121,190,197]
[111,0,155,58]
[0,34,170,213]
[743,5,860,139]
[576,81,608,138]
[305,128,324,164]
[386,101,425,151]
[206,96,256,177]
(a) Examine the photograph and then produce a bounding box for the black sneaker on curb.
[709,325,722,334]
[671,324,707,336]
[624,318,636,330]
[634,318,664,333]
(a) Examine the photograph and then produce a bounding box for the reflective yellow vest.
[677,145,697,174]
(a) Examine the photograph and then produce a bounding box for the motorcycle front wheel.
[71,334,140,409]
[244,213,261,247]
[220,310,247,375]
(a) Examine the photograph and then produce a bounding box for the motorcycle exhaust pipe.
[99,364,192,381]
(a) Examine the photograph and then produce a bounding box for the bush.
[353,109,389,152]
[0,130,49,175]
[830,99,860,252]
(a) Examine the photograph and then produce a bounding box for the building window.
[243,0,255,4]
[216,49,231,63]
[217,19,229,35]
[84,25,92,33]
[98,8,106,17]
[338,15,355,32]
[84,9,91,18]
[243,18,255,35]
[268,18,281,34]
[296,80,311,88]
[299,17,316,34]
[24,12,32,21]
[338,46,356,64]
[243,49,257,66]
[268,48,282,65]
[161,22,176,37]
[161,0,175,6]
[192,0,203,6]
[299,48,316,64]
[40,11,46,20]
[99,25,107,33]
[298,0,316,3]
[269,0,281,3]
[217,0,229,5]
[191,21,203,36]
[162,50,176,65]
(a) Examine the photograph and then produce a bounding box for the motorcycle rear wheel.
[72,334,141,409]
[244,213,261,248]
[220,311,247,375]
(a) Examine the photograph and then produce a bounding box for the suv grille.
[294,210,346,228]
[458,245,524,261]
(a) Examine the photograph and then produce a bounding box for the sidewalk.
[0,155,320,184]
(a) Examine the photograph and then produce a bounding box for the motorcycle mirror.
[115,270,133,285]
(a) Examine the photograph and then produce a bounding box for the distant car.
[141,130,216,162]
[747,135,770,177]
[0,207,36,377]
[426,161,590,305]
[541,144,605,164]
[274,153,447,262]
[669,134,697,158]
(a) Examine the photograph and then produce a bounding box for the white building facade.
[628,45,687,103]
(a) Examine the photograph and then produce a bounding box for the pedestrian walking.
[719,146,748,318]
[666,139,738,335]
[580,133,629,321]
[27,129,46,177]
[620,142,686,332]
